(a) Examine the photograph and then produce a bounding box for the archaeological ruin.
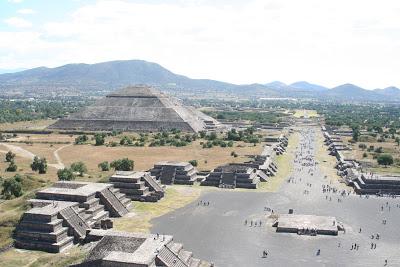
[49,85,221,132]
[15,181,130,253]
[272,214,342,236]
[150,161,198,185]
[201,164,261,189]
[109,171,165,202]
[70,229,213,267]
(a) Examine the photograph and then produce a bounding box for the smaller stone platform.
[109,171,165,202]
[272,214,340,236]
[201,164,260,189]
[70,230,213,267]
[150,161,198,185]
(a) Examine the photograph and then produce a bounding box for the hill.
[0,59,399,102]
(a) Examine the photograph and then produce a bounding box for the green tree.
[31,156,48,174]
[94,133,106,146]
[1,176,23,199]
[5,151,15,162]
[352,126,361,142]
[377,154,394,167]
[6,160,17,172]
[57,168,75,181]
[120,136,133,146]
[110,158,134,171]
[70,162,87,177]
[98,161,110,171]
[75,134,88,145]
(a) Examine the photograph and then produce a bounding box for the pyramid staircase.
[59,206,90,240]
[98,188,129,217]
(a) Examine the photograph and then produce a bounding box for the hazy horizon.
[1,0,400,89]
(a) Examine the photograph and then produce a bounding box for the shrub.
[57,168,75,181]
[358,143,367,150]
[189,160,198,167]
[98,161,110,171]
[1,176,23,199]
[6,161,17,172]
[377,154,394,166]
[94,133,106,146]
[70,161,87,176]
[75,135,88,145]
[5,151,16,162]
[111,158,134,171]
[31,156,48,174]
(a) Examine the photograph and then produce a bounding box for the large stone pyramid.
[49,85,219,132]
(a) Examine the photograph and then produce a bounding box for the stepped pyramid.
[49,85,220,132]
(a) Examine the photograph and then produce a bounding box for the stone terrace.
[150,161,198,185]
[15,181,131,253]
[109,171,165,202]
[71,229,213,267]
[201,164,261,189]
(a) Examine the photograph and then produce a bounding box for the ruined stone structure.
[15,181,130,253]
[49,85,220,133]
[272,214,342,236]
[109,171,165,202]
[150,161,198,185]
[201,165,261,189]
[70,230,213,267]
[346,172,400,195]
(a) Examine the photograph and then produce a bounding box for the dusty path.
[0,143,35,159]
[0,143,71,170]
[51,144,72,169]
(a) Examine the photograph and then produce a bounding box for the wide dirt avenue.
[152,126,400,267]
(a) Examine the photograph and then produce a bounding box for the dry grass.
[0,120,56,131]
[113,186,201,233]
[256,131,300,192]
[0,246,87,267]
[57,140,263,174]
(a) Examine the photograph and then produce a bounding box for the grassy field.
[0,246,87,267]
[114,186,203,233]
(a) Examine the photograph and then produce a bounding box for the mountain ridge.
[0,59,398,102]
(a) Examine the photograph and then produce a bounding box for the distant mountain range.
[0,59,399,102]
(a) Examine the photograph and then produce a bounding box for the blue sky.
[1,0,400,89]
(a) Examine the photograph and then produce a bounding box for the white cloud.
[7,0,24,3]
[4,17,32,28]
[17,8,35,15]
[2,0,400,88]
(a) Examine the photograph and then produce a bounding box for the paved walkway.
[152,126,400,266]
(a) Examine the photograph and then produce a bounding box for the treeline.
[0,99,89,123]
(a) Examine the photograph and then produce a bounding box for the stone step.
[179,249,193,263]
[15,235,74,253]
[168,242,183,254]
[85,204,105,216]
[92,210,109,223]
[189,258,201,267]
[16,227,69,243]
[157,246,188,267]
[81,198,100,209]
[17,218,64,233]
